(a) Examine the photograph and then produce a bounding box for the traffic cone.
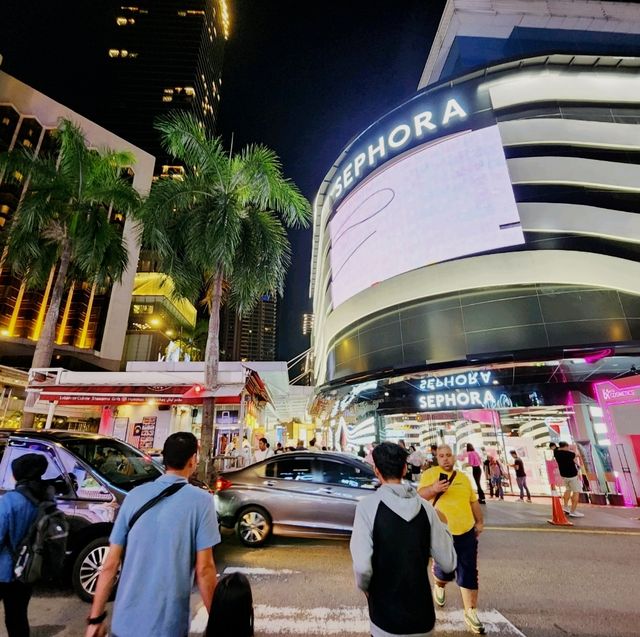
[547,491,573,526]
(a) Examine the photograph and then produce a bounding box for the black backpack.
[11,487,69,584]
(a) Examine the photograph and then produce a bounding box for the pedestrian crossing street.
[188,566,527,636]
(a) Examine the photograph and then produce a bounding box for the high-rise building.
[0,1,230,368]
[302,313,314,336]
[220,298,278,362]
[100,0,229,173]
[0,71,154,371]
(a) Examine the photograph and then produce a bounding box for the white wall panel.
[507,156,640,192]
[489,73,640,110]
[518,203,640,243]
[499,119,640,150]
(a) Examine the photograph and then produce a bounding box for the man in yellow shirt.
[418,445,485,635]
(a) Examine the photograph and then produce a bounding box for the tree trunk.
[199,270,224,480]
[22,239,72,427]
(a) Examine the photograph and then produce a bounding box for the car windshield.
[63,438,162,491]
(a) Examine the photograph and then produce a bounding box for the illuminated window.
[2,117,10,126]
[0,205,10,214]
[133,304,153,315]
[121,50,129,57]
[108,49,120,58]
[184,87,195,96]
[116,16,135,25]
[22,139,33,148]
[177,10,186,16]
[162,96,173,103]
[163,88,174,94]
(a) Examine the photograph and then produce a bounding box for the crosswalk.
[190,602,526,636]
[188,565,527,636]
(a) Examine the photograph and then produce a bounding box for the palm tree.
[142,111,311,472]
[0,119,142,425]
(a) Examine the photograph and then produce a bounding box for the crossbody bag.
[127,481,187,533]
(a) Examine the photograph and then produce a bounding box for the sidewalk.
[481,494,640,532]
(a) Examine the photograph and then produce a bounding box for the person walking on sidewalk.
[0,454,50,637]
[85,432,220,637]
[418,445,486,635]
[489,456,505,500]
[464,444,485,504]
[350,442,456,637]
[509,450,531,502]
[553,441,584,518]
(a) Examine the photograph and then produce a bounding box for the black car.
[0,429,163,601]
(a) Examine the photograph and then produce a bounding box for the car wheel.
[72,537,119,602]
[236,506,272,547]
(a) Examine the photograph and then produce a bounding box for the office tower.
[101,0,229,173]
[0,2,229,367]
[220,298,278,362]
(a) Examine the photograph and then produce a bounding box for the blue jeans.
[491,476,504,498]
[516,476,531,500]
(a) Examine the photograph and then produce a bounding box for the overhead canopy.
[34,383,246,405]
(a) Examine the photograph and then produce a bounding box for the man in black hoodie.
[350,442,456,637]
[0,453,49,636]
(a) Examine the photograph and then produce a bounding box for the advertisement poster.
[139,417,157,450]
[112,417,129,441]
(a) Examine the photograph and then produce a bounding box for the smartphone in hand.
[439,472,448,482]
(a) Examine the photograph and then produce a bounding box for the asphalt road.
[11,522,640,637]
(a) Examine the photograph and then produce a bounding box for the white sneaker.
[433,584,446,607]
[562,507,571,514]
[568,511,584,518]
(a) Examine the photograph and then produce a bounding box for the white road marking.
[222,566,299,576]
[189,605,526,635]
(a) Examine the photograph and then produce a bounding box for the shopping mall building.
[309,0,640,505]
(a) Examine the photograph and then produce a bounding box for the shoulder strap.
[432,471,457,507]
[128,482,187,533]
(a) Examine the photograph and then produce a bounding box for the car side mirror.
[50,477,71,496]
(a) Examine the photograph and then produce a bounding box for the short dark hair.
[558,441,569,448]
[372,442,408,480]
[206,572,254,637]
[466,443,475,452]
[258,437,268,445]
[549,442,557,449]
[510,450,517,456]
[162,432,198,469]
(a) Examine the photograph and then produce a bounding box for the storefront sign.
[329,95,469,203]
[595,378,640,405]
[419,371,493,392]
[417,388,513,410]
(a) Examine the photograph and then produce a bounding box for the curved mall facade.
[310,55,640,505]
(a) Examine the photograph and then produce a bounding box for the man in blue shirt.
[0,453,49,636]
[86,432,220,637]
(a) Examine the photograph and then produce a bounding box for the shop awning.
[32,383,245,405]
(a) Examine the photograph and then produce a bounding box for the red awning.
[32,384,244,406]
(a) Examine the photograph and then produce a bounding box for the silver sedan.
[214,451,379,547]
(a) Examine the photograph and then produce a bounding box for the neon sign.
[419,371,493,391]
[329,97,467,202]
[417,389,513,411]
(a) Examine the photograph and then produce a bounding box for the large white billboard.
[328,125,524,308]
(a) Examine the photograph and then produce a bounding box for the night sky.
[0,0,447,364]
[216,0,447,363]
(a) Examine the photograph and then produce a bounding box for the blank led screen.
[328,125,524,309]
